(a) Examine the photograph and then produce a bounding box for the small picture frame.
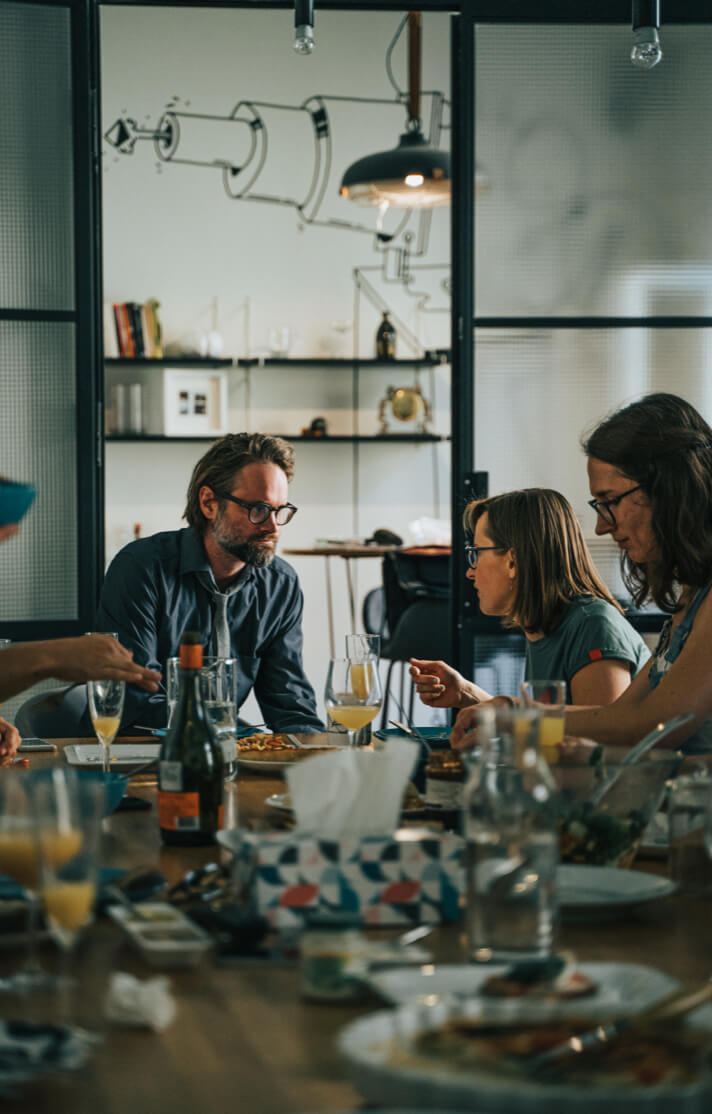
[162,369,228,437]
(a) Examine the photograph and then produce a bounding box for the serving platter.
[338,1000,712,1113]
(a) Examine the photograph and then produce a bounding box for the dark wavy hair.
[582,393,712,612]
[463,489,622,636]
[183,432,295,535]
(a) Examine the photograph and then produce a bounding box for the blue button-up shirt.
[95,527,323,733]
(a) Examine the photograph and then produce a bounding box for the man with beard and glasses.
[94,432,323,733]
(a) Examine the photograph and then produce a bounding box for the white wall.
[100,8,452,720]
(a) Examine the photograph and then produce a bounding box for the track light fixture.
[631,0,663,70]
[294,0,315,55]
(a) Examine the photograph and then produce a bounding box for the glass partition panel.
[0,2,74,311]
[0,321,78,621]
[474,25,712,318]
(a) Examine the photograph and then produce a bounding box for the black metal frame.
[0,0,103,641]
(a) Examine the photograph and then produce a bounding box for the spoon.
[589,713,693,807]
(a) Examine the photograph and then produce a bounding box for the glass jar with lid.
[300,913,368,1001]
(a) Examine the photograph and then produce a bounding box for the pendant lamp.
[339,12,451,209]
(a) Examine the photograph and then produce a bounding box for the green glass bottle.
[158,631,225,846]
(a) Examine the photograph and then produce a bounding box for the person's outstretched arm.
[0,634,161,703]
[409,658,493,708]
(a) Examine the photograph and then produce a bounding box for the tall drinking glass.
[521,679,566,762]
[88,679,125,773]
[200,657,238,779]
[345,635,381,746]
[36,773,102,991]
[0,769,83,993]
[325,657,382,746]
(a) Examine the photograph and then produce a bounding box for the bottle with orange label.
[158,631,225,846]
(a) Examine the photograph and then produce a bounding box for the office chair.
[378,550,451,728]
[14,684,93,738]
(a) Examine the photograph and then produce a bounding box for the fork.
[527,977,712,1078]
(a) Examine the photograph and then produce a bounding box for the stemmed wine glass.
[0,769,83,993]
[35,771,103,1008]
[325,657,382,747]
[88,679,125,773]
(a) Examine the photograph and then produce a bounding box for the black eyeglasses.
[587,485,643,528]
[216,491,298,526]
[465,544,505,569]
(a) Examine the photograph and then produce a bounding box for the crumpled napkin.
[285,736,418,839]
[104,972,177,1031]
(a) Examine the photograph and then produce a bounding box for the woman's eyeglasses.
[465,544,505,569]
[587,484,643,528]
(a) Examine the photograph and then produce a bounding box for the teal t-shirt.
[525,596,650,703]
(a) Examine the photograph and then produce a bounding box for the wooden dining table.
[2,738,712,1114]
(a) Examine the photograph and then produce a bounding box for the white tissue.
[285,737,418,839]
[104,972,177,1031]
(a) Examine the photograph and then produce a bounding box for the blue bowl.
[26,768,128,815]
[0,480,36,527]
[76,770,128,815]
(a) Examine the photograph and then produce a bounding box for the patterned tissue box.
[223,828,464,929]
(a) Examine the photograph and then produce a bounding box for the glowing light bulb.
[294,25,314,54]
[293,0,314,54]
[404,173,424,188]
[630,26,663,69]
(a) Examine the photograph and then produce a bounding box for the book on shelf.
[107,299,163,359]
[103,303,118,358]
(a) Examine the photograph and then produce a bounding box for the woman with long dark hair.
[413,487,647,709]
[451,394,712,753]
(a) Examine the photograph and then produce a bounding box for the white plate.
[557,865,676,908]
[264,792,428,819]
[63,743,161,768]
[366,961,679,1015]
[337,1002,712,1113]
[237,747,341,774]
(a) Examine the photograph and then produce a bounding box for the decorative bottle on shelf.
[375,311,396,359]
[158,631,225,846]
[462,705,559,961]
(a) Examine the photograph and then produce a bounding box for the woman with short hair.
[412,487,648,711]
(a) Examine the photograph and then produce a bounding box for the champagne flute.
[325,657,382,747]
[0,769,82,993]
[36,772,102,1006]
[88,679,125,773]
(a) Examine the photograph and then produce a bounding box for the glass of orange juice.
[0,768,84,993]
[325,657,382,746]
[521,680,566,763]
[345,635,381,745]
[88,679,125,773]
[36,772,102,966]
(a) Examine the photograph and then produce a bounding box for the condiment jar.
[424,750,466,809]
[300,914,368,1001]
